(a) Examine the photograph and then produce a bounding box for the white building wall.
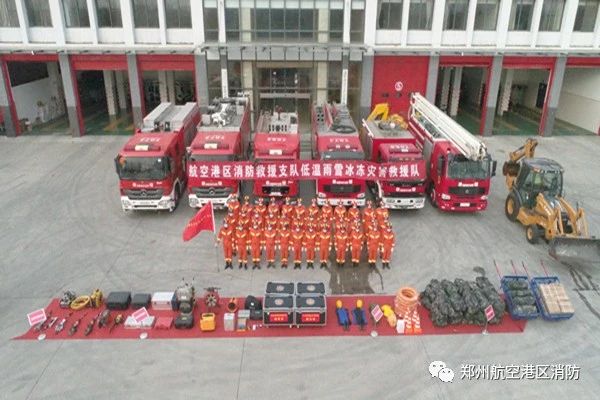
[556,68,600,133]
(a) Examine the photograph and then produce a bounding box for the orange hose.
[394,287,419,316]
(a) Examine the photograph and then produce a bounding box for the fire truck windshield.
[116,156,169,180]
[447,158,490,180]
[189,154,234,162]
[321,150,364,160]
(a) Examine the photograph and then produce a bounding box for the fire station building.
[0,0,599,137]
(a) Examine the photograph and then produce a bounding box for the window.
[327,61,342,102]
[204,1,218,41]
[207,60,222,100]
[25,0,52,27]
[132,0,158,28]
[350,2,364,42]
[0,0,19,27]
[444,0,468,30]
[408,0,433,30]
[539,0,565,31]
[574,0,599,32]
[378,0,402,30]
[225,0,240,40]
[474,0,499,30]
[7,62,49,86]
[95,0,122,27]
[509,0,534,31]
[165,0,191,28]
[329,7,344,42]
[228,61,242,97]
[249,1,317,42]
[63,0,89,27]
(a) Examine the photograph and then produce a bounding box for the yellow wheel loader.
[503,139,600,265]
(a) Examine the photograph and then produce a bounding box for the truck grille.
[449,187,485,197]
[324,184,361,195]
[125,189,164,200]
[193,187,232,198]
[388,181,418,188]
[262,186,289,196]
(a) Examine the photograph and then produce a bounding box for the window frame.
[408,0,433,30]
[539,0,565,32]
[165,0,191,29]
[132,0,159,28]
[0,0,19,27]
[25,0,52,27]
[574,0,600,32]
[95,0,122,28]
[444,0,469,31]
[474,0,499,31]
[62,0,90,28]
[509,0,535,31]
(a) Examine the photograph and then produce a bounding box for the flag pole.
[211,202,220,273]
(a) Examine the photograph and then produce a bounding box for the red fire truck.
[311,103,366,206]
[361,118,427,209]
[253,110,300,199]
[408,93,496,212]
[187,97,251,208]
[115,102,200,212]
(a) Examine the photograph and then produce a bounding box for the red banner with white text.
[187,160,426,182]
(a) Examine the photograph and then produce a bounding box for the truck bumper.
[438,199,487,212]
[382,196,425,210]
[121,195,175,212]
[188,193,231,209]
[317,198,366,207]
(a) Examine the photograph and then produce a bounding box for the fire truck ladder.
[410,93,487,161]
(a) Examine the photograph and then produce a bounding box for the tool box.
[265,282,295,296]
[263,295,294,326]
[106,292,132,310]
[296,282,326,296]
[131,293,151,310]
[295,295,326,326]
[152,292,177,311]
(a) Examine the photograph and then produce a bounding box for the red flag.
[182,202,215,242]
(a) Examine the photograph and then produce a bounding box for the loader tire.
[505,193,520,222]
[526,225,541,244]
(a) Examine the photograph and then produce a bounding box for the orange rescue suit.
[303,230,317,262]
[318,230,331,263]
[218,225,234,262]
[264,228,277,262]
[249,226,263,262]
[291,229,304,263]
[235,228,248,263]
[334,230,349,263]
[366,230,381,263]
[381,230,395,263]
[278,228,291,263]
[350,229,364,263]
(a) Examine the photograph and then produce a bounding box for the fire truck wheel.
[429,187,437,208]
[170,183,181,213]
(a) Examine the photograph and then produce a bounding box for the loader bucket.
[549,237,600,265]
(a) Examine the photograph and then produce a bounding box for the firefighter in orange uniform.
[255,198,267,219]
[235,224,248,270]
[347,201,360,225]
[291,225,304,269]
[294,198,306,222]
[265,212,278,231]
[350,224,364,268]
[241,195,252,215]
[227,195,240,218]
[366,225,381,268]
[249,223,263,270]
[375,201,389,226]
[238,211,250,230]
[318,226,331,269]
[267,197,279,217]
[281,197,293,219]
[334,203,346,224]
[308,198,319,219]
[380,225,395,269]
[320,200,333,223]
[303,226,317,269]
[278,223,291,269]
[264,224,277,269]
[224,211,237,229]
[334,227,349,268]
[217,222,235,269]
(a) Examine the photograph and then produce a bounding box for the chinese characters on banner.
[188,160,425,182]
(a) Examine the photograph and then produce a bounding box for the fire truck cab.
[115,102,200,212]
[362,118,427,209]
[311,103,366,206]
[408,93,496,212]
[187,97,250,208]
[253,110,300,199]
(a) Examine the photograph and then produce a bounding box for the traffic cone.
[412,310,422,335]
[403,312,413,335]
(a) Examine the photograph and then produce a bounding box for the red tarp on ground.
[14,295,526,340]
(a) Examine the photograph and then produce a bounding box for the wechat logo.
[429,361,455,383]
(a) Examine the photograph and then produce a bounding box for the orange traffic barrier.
[403,312,413,335]
[412,310,422,335]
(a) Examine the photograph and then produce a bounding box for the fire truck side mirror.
[114,156,120,174]
[491,160,497,177]
[436,156,444,176]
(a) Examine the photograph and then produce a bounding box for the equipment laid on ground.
[335,300,351,330]
[394,287,419,317]
[152,292,177,311]
[420,276,504,327]
[68,313,87,336]
[263,295,295,327]
[408,93,496,212]
[224,313,236,331]
[295,295,326,326]
[362,104,427,209]
[106,292,132,310]
[174,280,196,329]
[54,314,71,334]
[131,293,151,309]
[59,291,76,309]
[84,313,99,336]
[116,102,200,212]
[266,282,295,296]
[188,96,251,208]
[244,296,263,320]
[125,315,156,329]
[503,138,600,265]
[155,317,173,330]
[70,289,103,311]
[531,277,574,320]
[203,287,220,310]
[109,314,124,333]
[352,300,367,330]
[500,276,539,319]
[296,282,325,296]
[97,310,111,328]
[199,313,216,331]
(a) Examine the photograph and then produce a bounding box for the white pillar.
[341,68,348,104]
[318,8,329,43]
[465,0,478,47]
[594,6,600,48]
[343,0,351,44]
[86,0,99,44]
[14,0,29,44]
[496,0,512,49]
[191,0,205,45]
[560,0,578,49]
[440,68,452,110]
[217,0,226,44]
[120,0,135,45]
[49,0,66,45]
[167,71,176,103]
[400,0,410,46]
[498,69,513,116]
[242,61,254,129]
[317,62,328,104]
[157,0,167,44]
[116,71,128,111]
[47,62,65,118]
[449,67,463,117]
[530,0,544,47]
[363,0,377,46]
[431,0,445,47]
[104,70,118,116]
[158,71,168,102]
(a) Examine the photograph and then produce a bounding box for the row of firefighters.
[216,197,395,270]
